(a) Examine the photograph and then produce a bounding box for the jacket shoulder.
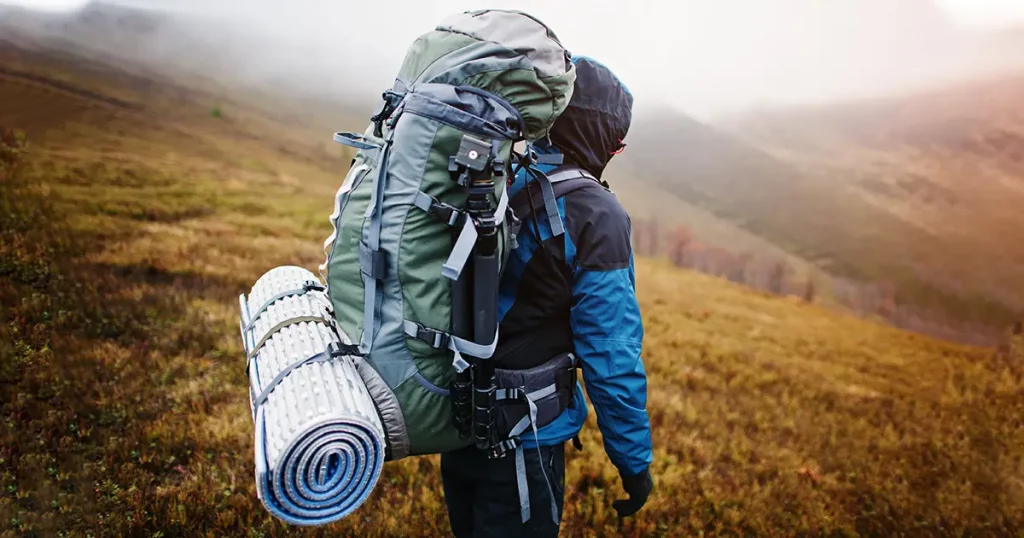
[562,183,632,271]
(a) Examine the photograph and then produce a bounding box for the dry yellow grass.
[2,41,1024,538]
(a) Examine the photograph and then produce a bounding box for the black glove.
[612,467,653,518]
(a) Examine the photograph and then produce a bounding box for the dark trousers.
[440,442,566,538]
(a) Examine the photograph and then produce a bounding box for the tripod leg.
[472,250,499,452]
[451,245,474,438]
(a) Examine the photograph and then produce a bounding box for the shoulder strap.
[545,167,598,185]
[509,167,602,223]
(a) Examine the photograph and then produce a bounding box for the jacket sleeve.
[568,195,653,476]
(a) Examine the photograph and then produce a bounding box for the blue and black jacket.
[493,57,652,478]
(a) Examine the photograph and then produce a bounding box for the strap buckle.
[302,279,325,293]
[496,387,524,401]
[370,90,403,138]
[328,341,365,358]
[417,326,449,349]
[489,437,520,459]
[431,201,463,227]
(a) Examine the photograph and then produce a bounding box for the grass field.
[2,36,1024,538]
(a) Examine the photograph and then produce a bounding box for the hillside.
[729,72,1024,308]
[2,17,1024,538]
[614,74,1024,335]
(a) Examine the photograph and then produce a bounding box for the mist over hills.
[3,0,1023,341]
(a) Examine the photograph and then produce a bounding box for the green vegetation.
[210,104,223,119]
[1,42,1023,537]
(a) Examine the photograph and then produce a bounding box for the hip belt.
[492,351,578,440]
[473,351,579,526]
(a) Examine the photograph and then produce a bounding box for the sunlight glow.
[937,0,1024,28]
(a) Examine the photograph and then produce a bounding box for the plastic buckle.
[496,387,522,401]
[302,279,326,292]
[489,437,519,460]
[419,327,449,349]
[430,201,462,227]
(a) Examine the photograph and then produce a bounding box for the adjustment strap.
[403,320,450,349]
[504,388,558,525]
[496,383,558,403]
[441,182,510,281]
[441,214,478,281]
[243,280,326,333]
[496,438,520,452]
[527,383,558,401]
[534,153,564,166]
[545,168,596,184]
[402,320,499,361]
[414,192,463,227]
[250,342,357,412]
[360,136,393,352]
[246,314,335,361]
[534,171,564,237]
[333,131,381,151]
[496,388,523,401]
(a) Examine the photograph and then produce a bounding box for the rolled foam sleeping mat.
[239,265,385,526]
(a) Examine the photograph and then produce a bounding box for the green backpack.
[320,9,576,460]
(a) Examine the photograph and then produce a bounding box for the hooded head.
[547,55,634,180]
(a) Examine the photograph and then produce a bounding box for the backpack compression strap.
[508,166,602,224]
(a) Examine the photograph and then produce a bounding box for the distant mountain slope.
[618,112,986,320]
[719,73,1024,319]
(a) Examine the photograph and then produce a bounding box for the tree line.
[632,218,1006,347]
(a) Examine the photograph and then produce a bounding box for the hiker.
[440,55,654,537]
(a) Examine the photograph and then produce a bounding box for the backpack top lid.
[395,9,577,141]
[548,55,634,180]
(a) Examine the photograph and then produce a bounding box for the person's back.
[440,55,654,537]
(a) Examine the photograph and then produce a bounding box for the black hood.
[548,56,634,180]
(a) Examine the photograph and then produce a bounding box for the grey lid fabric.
[435,9,571,79]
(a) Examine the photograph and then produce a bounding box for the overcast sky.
[5,0,1024,118]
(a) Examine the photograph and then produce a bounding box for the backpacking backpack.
[320,9,576,460]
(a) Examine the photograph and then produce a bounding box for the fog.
[6,0,1024,119]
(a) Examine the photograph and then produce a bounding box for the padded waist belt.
[492,352,578,439]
